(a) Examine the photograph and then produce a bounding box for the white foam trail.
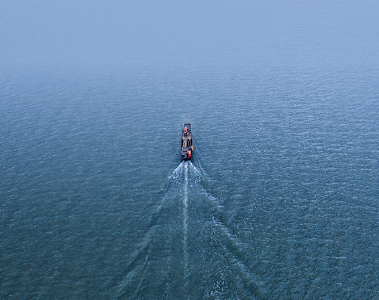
[173,161,184,174]
[183,162,189,290]
[166,162,185,188]
[188,161,205,182]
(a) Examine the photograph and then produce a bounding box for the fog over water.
[1,1,379,67]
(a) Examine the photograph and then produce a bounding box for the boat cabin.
[181,124,193,161]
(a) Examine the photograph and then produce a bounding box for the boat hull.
[181,123,193,161]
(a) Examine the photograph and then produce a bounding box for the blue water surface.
[1,64,378,299]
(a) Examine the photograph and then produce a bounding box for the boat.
[181,123,193,161]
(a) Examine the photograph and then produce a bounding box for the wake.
[182,163,189,295]
[114,161,266,299]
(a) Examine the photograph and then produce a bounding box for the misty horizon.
[1,1,378,68]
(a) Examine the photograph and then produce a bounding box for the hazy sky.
[1,0,378,67]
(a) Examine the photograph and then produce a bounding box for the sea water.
[1,64,378,299]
